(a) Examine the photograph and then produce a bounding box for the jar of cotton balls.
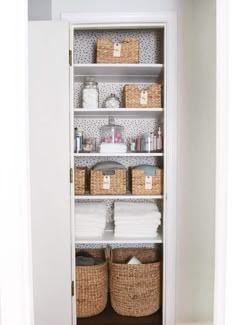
[82,78,99,108]
[104,94,121,108]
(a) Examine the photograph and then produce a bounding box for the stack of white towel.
[114,202,161,238]
[75,202,106,239]
[100,142,127,153]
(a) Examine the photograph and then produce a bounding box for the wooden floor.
[77,302,162,325]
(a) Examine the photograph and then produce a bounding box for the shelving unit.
[74,63,164,83]
[74,194,164,200]
[75,231,163,245]
[74,152,164,157]
[71,23,168,325]
[74,108,164,118]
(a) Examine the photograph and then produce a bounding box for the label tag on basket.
[140,91,148,105]
[113,43,121,57]
[103,176,111,190]
[145,176,153,190]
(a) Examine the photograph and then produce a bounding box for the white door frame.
[61,12,177,325]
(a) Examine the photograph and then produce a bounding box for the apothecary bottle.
[82,78,99,108]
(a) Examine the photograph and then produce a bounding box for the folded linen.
[114,201,161,238]
[100,142,127,153]
[75,202,106,238]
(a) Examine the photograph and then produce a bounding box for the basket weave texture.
[90,169,127,195]
[110,248,161,317]
[74,167,86,195]
[76,249,108,318]
[132,168,163,195]
[96,37,139,64]
[124,84,162,108]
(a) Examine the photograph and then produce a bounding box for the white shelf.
[74,107,164,118]
[75,194,164,200]
[74,152,164,157]
[75,230,162,244]
[73,64,164,83]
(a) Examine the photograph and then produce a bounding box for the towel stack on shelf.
[100,142,127,153]
[75,202,106,239]
[114,202,161,238]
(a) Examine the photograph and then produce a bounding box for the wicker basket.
[124,84,162,108]
[132,168,163,195]
[76,249,108,318]
[90,169,127,195]
[96,37,139,64]
[109,248,161,317]
[74,167,86,195]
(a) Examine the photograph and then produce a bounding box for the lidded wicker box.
[90,161,127,195]
[96,37,139,64]
[90,169,126,195]
[109,248,161,317]
[132,165,163,195]
[124,84,162,108]
[76,249,108,318]
[74,167,86,195]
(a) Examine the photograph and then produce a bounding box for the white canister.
[82,78,99,108]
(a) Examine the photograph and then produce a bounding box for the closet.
[29,14,176,325]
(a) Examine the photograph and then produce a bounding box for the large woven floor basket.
[110,248,161,317]
[90,169,127,195]
[132,168,163,195]
[76,249,108,318]
[96,37,139,64]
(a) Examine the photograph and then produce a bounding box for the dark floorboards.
[77,302,162,325]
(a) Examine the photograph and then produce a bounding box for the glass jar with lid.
[82,78,99,108]
[100,117,124,144]
[104,94,121,109]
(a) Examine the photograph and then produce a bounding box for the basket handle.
[102,169,115,176]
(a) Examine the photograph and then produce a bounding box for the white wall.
[28,0,51,20]
[176,0,216,322]
[51,0,177,19]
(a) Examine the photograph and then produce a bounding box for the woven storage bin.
[74,167,86,195]
[90,169,127,195]
[96,37,139,64]
[110,248,161,317]
[132,168,163,195]
[76,249,108,318]
[124,84,162,108]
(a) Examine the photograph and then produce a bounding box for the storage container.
[100,117,124,144]
[74,167,86,195]
[124,84,162,108]
[90,169,127,195]
[76,249,108,318]
[132,166,163,195]
[109,248,161,317]
[96,37,139,64]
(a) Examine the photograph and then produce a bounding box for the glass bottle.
[156,126,163,152]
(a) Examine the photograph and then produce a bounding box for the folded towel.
[76,256,104,266]
[100,143,127,153]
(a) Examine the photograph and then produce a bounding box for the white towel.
[75,202,106,238]
[114,201,161,238]
[100,142,127,153]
